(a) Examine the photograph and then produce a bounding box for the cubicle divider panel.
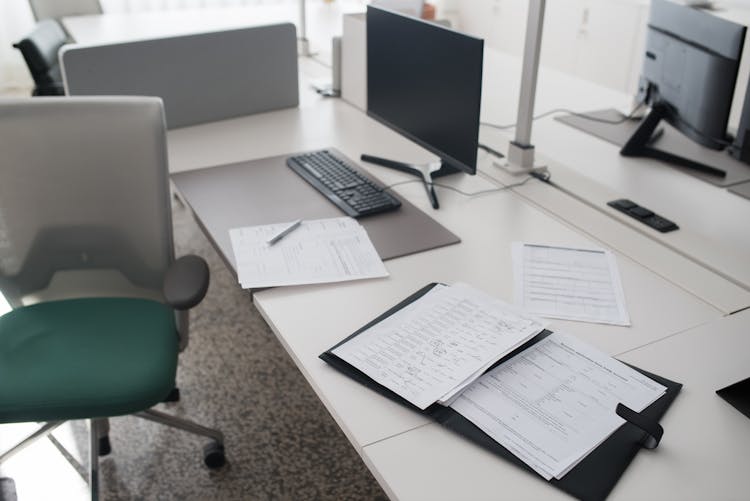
[61,23,299,129]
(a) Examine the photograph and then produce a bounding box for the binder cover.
[320,283,682,501]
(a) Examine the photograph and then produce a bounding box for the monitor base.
[360,154,458,209]
[621,103,727,178]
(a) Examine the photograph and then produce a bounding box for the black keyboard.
[286,149,402,217]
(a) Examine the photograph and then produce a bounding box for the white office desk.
[164,71,744,499]
[479,49,750,305]
[250,172,721,448]
[148,35,750,497]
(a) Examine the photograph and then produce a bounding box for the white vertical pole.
[299,0,311,56]
[506,0,546,172]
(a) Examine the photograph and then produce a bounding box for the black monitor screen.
[366,6,483,174]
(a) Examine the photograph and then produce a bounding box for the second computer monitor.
[366,6,484,176]
[638,0,745,149]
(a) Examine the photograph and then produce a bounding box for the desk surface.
[166,65,743,500]
[91,12,749,493]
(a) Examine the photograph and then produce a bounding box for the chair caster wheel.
[99,436,112,456]
[163,387,180,403]
[203,441,226,469]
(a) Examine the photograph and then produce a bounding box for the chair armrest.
[163,255,209,310]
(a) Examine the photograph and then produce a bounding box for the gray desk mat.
[729,180,750,200]
[556,108,750,187]
[171,150,461,275]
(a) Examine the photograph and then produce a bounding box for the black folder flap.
[320,283,683,501]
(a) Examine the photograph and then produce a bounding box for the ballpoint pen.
[267,219,302,246]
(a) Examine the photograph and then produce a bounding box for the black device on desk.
[362,6,484,209]
[620,0,746,177]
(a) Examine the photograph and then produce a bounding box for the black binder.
[320,283,682,501]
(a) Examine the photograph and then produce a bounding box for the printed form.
[513,243,630,325]
[451,331,666,480]
[229,217,388,288]
[332,283,546,410]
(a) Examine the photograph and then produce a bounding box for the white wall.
[455,0,649,95]
[0,0,36,92]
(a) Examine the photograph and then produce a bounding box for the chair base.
[0,409,225,500]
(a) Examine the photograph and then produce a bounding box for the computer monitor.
[363,6,484,208]
[621,0,746,177]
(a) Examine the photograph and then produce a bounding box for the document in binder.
[321,283,682,501]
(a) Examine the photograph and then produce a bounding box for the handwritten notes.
[332,283,546,409]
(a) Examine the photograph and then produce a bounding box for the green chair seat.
[0,297,177,423]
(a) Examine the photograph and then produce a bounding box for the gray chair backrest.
[28,0,102,22]
[60,23,300,129]
[0,97,173,306]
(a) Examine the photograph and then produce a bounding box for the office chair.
[12,19,67,96]
[27,0,103,23]
[0,97,226,500]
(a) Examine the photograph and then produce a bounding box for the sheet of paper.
[512,242,630,326]
[451,331,666,480]
[332,283,546,410]
[229,217,388,288]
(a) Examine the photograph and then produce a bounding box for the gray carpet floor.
[78,199,388,500]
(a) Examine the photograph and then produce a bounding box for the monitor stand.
[361,154,461,209]
[620,102,727,178]
[717,377,750,419]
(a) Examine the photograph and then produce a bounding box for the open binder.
[320,283,682,501]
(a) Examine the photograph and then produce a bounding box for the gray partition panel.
[557,108,750,187]
[729,181,750,200]
[61,23,299,129]
[171,151,461,276]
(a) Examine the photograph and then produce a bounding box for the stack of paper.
[229,217,388,288]
[451,331,666,480]
[332,283,547,410]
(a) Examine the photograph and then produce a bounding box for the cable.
[478,142,505,159]
[481,102,645,131]
[482,101,734,149]
[377,175,536,198]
